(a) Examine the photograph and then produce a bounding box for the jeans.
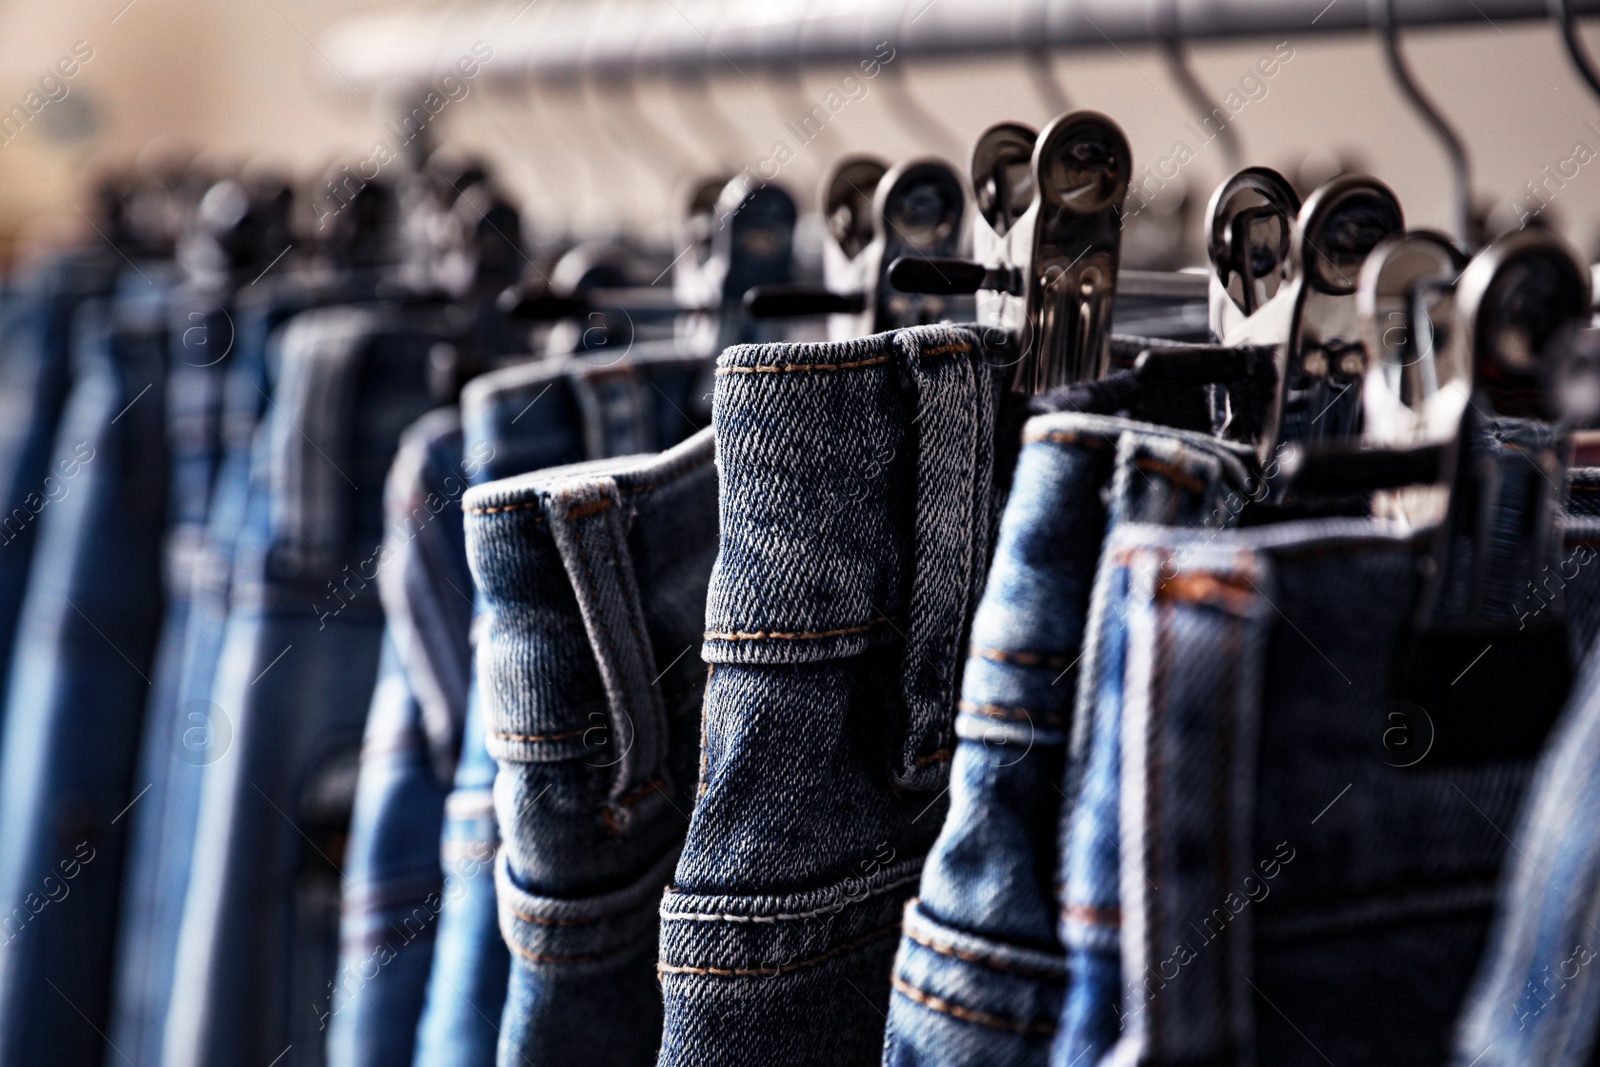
[1084,500,1584,1067]
[412,348,714,1067]
[881,413,1252,1067]
[327,410,473,1067]
[657,325,1008,1067]
[0,251,119,743]
[163,305,448,1067]
[1446,510,1600,1067]
[0,271,172,1067]
[465,422,717,1067]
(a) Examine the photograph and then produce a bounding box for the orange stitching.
[1134,457,1205,496]
[704,616,892,642]
[918,343,973,357]
[1060,902,1122,927]
[506,942,602,964]
[567,497,612,520]
[657,921,901,977]
[903,927,1066,980]
[466,500,546,517]
[509,909,602,928]
[491,727,588,743]
[1022,430,1114,448]
[913,748,952,766]
[891,976,1057,1035]
[714,355,891,376]
[971,646,1076,670]
[958,701,1064,728]
[1155,572,1257,614]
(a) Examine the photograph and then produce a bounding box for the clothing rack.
[320,0,1600,90]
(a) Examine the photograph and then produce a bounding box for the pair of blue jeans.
[332,347,717,1067]
[881,412,1252,1067]
[0,264,174,1066]
[464,408,717,1067]
[162,304,451,1067]
[658,324,1008,1066]
[0,250,120,744]
[108,267,388,1067]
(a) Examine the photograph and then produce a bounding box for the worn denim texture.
[657,325,1007,1067]
[465,424,717,1067]
[163,304,447,1067]
[882,413,1251,1067]
[0,270,172,1067]
[408,349,715,1067]
[1090,513,1566,1067]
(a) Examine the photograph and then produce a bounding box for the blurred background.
[1,0,1599,265]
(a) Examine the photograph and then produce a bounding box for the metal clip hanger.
[1206,166,1301,340]
[889,111,1131,393]
[744,155,967,339]
[1225,173,1405,464]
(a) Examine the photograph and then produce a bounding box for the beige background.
[0,0,1598,263]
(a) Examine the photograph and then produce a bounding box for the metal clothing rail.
[320,0,1600,90]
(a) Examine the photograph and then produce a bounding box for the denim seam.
[490,727,589,743]
[616,448,716,496]
[697,664,712,799]
[656,921,902,977]
[902,927,1066,980]
[958,701,1065,728]
[1024,430,1114,449]
[971,646,1077,669]
[465,500,546,517]
[1147,594,1171,1054]
[713,356,891,376]
[1060,902,1122,928]
[890,976,1057,1035]
[1134,457,1206,496]
[660,870,925,922]
[703,616,893,642]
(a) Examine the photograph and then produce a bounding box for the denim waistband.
[464,428,717,823]
[376,408,474,785]
[250,304,446,605]
[703,324,1006,790]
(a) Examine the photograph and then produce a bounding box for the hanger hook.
[1155,0,1241,173]
[1021,0,1070,118]
[874,0,966,161]
[1370,0,1471,249]
[1550,0,1600,101]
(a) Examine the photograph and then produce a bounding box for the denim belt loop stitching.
[542,478,670,830]
[891,326,998,790]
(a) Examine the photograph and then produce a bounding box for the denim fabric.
[413,349,716,1067]
[0,251,119,741]
[327,409,475,1067]
[1449,614,1600,1067]
[163,305,446,1067]
[464,426,717,1067]
[658,325,1007,1067]
[1090,513,1560,1067]
[0,270,172,1067]
[882,413,1251,1067]
[107,280,294,1067]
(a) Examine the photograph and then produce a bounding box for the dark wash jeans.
[163,305,447,1067]
[1088,515,1562,1067]
[0,273,171,1067]
[658,325,1007,1067]
[882,413,1252,1067]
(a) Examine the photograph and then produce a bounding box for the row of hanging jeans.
[4,117,1600,1067]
